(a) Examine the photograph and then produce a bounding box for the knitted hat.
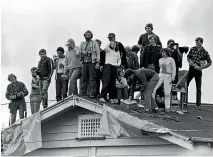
[145,23,153,30]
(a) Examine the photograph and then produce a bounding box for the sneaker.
[43,101,48,109]
[196,106,201,110]
[99,98,106,103]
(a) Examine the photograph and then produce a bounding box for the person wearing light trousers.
[153,48,176,112]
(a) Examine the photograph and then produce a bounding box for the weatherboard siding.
[35,107,187,156]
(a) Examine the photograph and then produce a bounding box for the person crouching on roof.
[124,68,159,112]
[6,74,29,125]
[116,69,129,103]
[36,49,54,109]
[53,47,68,102]
[78,30,100,98]
[152,48,176,113]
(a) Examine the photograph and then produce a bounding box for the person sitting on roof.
[5,74,29,125]
[116,69,129,103]
[124,68,159,112]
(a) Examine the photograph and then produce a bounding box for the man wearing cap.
[187,37,212,109]
[137,23,162,68]
[37,49,54,109]
[107,33,128,69]
[64,39,82,96]
[78,30,100,98]
[5,74,28,125]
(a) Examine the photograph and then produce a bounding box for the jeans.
[10,104,25,125]
[187,66,202,107]
[144,74,159,110]
[39,79,50,107]
[81,63,96,96]
[117,87,128,100]
[56,73,69,101]
[68,68,82,95]
[100,64,117,99]
[30,94,41,114]
[153,73,172,110]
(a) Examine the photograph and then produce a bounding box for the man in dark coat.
[137,23,162,67]
[5,74,28,125]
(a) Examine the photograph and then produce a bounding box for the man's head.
[84,30,93,41]
[145,23,153,34]
[132,45,140,54]
[56,47,65,58]
[195,37,203,47]
[66,38,75,49]
[95,39,102,48]
[8,73,17,83]
[125,46,132,57]
[124,69,135,80]
[107,33,116,42]
[39,49,47,59]
[31,67,38,77]
[167,39,175,48]
[148,34,157,45]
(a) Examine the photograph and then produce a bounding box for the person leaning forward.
[5,74,28,125]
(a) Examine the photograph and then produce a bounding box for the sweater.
[64,48,82,73]
[159,57,176,80]
[104,44,121,66]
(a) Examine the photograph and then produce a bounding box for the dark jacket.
[115,41,128,69]
[138,32,162,49]
[169,48,182,69]
[129,68,157,96]
[6,81,28,113]
[37,56,54,80]
[140,44,161,73]
[127,52,139,70]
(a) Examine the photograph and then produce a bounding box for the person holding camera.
[37,49,54,109]
[167,39,183,99]
[5,74,28,125]
[187,37,212,109]
[30,67,41,114]
[53,47,68,102]
[78,30,100,98]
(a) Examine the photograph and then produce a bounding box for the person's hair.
[8,73,16,81]
[195,37,204,44]
[39,49,46,55]
[31,67,38,72]
[84,30,93,38]
[132,45,140,52]
[145,23,153,30]
[167,39,175,45]
[95,39,101,44]
[123,69,135,78]
[148,34,157,42]
[125,46,131,51]
[56,47,65,54]
[161,48,171,57]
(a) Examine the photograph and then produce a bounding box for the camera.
[179,46,189,54]
[170,42,179,46]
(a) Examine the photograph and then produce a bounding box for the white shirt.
[104,43,121,66]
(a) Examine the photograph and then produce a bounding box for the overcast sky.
[1,0,213,128]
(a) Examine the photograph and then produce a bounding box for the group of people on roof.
[5,23,212,125]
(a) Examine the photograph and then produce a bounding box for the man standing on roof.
[78,30,100,98]
[64,39,82,96]
[187,37,212,109]
[124,68,159,112]
[36,49,54,109]
[137,23,162,67]
[6,74,28,125]
[53,47,69,102]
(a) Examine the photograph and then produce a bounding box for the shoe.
[152,108,159,113]
[89,95,95,98]
[43,101,48,109]
[196,106,201,110]
[99,98,106,103]
[113,99,119,104]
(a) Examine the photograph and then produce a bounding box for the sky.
[1,0,213,128]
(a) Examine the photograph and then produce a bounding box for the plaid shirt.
[187,46,212,66]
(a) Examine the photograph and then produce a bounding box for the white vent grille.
[78,114,101,138]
